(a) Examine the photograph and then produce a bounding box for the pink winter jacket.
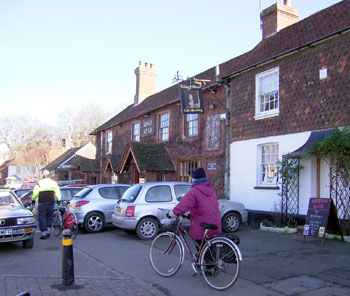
[173,182,222,240]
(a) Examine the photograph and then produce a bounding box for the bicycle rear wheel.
[51,210,62,236]
[150,232,183,277]
[200,237,240,291]
[64,211,79,239]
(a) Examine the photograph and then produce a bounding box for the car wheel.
[136,218,158,240]
[22,237,34,249]
[222,212,241,233]
[84,212,105,233]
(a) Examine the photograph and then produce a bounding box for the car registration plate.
[0,228,13,235]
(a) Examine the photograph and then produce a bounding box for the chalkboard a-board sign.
[303,198,343,246]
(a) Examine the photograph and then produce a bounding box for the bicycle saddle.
[200,223,218,230]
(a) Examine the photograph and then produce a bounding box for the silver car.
[68,184,130,233]
[0,189,36,248]
[112,182,248,240]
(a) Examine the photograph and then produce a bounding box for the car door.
[173,184,191,224]
[143,185,177,219]
[98,186,125,223]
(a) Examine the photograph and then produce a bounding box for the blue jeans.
[38,204,54,232]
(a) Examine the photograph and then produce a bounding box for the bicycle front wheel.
[51,210,62,236]
[150,232,183,277]
[200,237,240,291]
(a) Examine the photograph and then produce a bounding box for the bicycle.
[149,209,242,291]
[51,204,78,239]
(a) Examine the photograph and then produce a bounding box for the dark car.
[0,189,36,248]
[20,187,83,208]
[13,188,32,198]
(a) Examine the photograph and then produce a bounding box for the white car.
[112,182,248,240]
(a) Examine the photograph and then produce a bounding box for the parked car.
[68,184,131,233]
[0,189,36,248]
[112,182,248,240]
[13,188,32,198]
[20,187,83,208]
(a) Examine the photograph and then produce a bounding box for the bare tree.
[57,104,109,147]
[0,116,63,177]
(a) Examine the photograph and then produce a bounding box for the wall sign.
[179,80,204,114]
[207,163,217,171]
[142,118,154,137]
[303,198,343,246]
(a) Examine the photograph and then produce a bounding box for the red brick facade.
[230,33,350,142]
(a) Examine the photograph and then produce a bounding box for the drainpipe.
[224,80,231,200]
[99,131,103,184]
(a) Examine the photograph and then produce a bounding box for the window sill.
[254,111,279,120]
[254,186,280,190]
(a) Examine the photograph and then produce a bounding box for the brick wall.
[230,33,350,142]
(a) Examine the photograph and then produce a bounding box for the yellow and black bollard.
[62,229,74,286]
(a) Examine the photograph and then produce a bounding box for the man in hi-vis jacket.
[32,169,61,239]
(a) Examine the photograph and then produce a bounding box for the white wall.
[230,131,311,213]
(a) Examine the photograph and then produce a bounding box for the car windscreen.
[74,187,93,199]
[0,192,21,206]
[120,184,142,202]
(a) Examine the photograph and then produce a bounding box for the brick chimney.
[134,61,158,105]
[260,0,299,39]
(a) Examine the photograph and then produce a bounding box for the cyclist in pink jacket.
[169,167,222,242]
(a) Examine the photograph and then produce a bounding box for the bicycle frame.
[167,215,220,273]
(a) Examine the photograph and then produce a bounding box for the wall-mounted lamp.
[210,89,217,94]
[118,123,123,128]
[209,104,217,109]
[144,112,150,117]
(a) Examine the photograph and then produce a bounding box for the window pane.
[145,186,172,202]
[259,143,278,185]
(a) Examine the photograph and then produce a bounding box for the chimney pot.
[284,0,292,7]
[260,1,299,39]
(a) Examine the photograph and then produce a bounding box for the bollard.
[62,229,75,286]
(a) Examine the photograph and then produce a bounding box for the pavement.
[1,225,349,296]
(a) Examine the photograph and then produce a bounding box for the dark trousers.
[38,204,54,232]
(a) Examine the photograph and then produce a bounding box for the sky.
[0,0,343,126]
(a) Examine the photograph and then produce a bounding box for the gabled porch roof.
[119,142,175,173]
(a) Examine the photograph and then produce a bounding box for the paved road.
[0,225,349,295]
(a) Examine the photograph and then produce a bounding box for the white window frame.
[255,67,279,120]
[106,130,112,154]
[185,114,198,137]
[257,143,279,186]
[159,112,169,141]
[132,122,140,142]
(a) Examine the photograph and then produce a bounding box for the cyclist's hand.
[168,210,177,218]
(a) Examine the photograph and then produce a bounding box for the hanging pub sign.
[179,80,204,114]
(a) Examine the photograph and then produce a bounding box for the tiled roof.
[92,85,180,133]
[76,155,99,172]
[93,0,350,133]
[44,147,81,170]
[130,142,175,172]
[220,0,350,78]
[108,154,122,171]
[0,159,15,170]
